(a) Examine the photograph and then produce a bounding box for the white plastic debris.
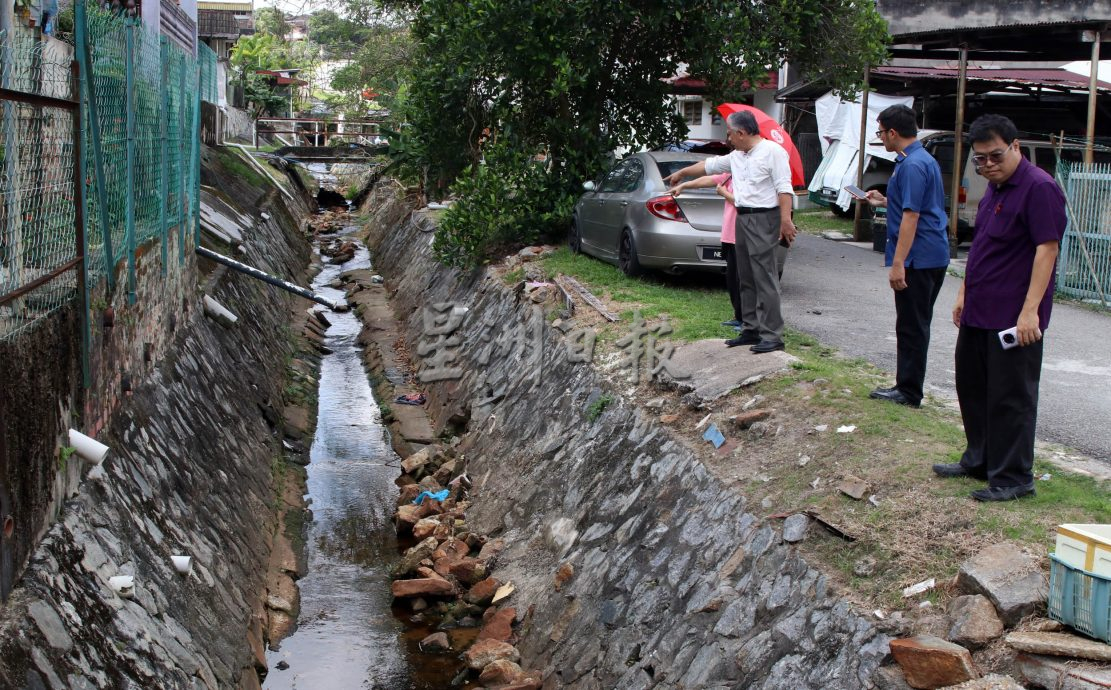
[798,455,811,467]
[902,578,936,598]
[873,610,886,620]
[814,425,828,432]
[695,413,712,430]
[260,212,271,220]
[1038,473,1052,481]
[868,495,881,507]
[836,425,856,434]
[810,477,822,489]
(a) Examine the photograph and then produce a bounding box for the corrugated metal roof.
[892,18,1111,42]
[872,66,1111,93]
[197,1,253,11]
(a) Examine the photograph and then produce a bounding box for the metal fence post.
[72,60,90,387]
[124,17,137,304]
[75,0,115,291]
[159,38,168,275]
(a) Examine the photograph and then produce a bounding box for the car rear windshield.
[655,161,700,179]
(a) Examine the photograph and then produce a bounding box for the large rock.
[1016,652,1111,690]
[465,577,503,606]
[412,517,442,540]
[478,658,523,687]
[889,635,979,689]
[783,514,809,543]
[478,607,517,643]
[420,632,450,651]
[400,447,433,475]
[948,595,1004,650]
[463,639,520,671]
[391,578,457,598]
[1006,632,1111,662]
[956,544,1047,626]
[449,558,487,585]
[392,536,439,577]
[395,503,432,532]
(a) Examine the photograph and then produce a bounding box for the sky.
[1064,61,1111,84]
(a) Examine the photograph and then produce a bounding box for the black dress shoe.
[971,483,1036,502]
[933,463,972,478]
[868,387,920,408]
[726,330,761,347]
[750,340,785,353]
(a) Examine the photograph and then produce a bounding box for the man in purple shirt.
[932,115,1067,501]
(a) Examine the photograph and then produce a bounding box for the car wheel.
[618,230,643,277]
[830,202,854,219]
[569,217,582,254]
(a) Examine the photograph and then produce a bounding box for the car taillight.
[646,195,688,222]
[958,186,967,204]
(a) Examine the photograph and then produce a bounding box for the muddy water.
[264,232,461,689]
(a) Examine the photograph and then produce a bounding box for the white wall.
[674,91,784,141]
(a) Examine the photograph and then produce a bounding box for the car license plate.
[701,246,723,261]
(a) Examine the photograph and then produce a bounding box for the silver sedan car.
[569,151,729,276]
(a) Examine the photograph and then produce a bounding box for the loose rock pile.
[391,444,543,689]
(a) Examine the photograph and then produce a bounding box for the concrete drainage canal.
[264,221,461,689]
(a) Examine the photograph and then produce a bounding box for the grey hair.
[726,111,759,136]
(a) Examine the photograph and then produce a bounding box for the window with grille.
[682,100,703,126]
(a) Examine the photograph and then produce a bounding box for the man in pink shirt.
[670,173,745,332]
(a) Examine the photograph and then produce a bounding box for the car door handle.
[618,201,628,207]
[597,199,606,205]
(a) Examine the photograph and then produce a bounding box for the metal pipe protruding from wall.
[195,245,344,311]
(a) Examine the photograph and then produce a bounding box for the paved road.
[780,233,1111,463]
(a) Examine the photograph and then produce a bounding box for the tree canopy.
[253,6,289,38]
[374,0,889,266]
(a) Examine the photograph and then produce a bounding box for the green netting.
[80,4,201,294]
[199,42,218,105]
[0,28,80,339]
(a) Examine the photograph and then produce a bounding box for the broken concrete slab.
[948,595,1004,650]
[391,404,438,445]
[1016,652,1111,690]
[655,338,798,408]
[957,544,1047,626]
[838,476,869,500]
[1006,631,1111,662]
[889,635,979,689]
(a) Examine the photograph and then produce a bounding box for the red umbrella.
[716,103,805,187]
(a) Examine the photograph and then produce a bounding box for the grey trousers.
[734,210,784,343]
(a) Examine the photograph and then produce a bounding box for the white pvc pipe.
[171,555,192,575]
[203,295,238,327]
[108,575,134,598]
[68,429,109,466]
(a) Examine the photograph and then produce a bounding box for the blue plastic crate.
[1048,553,1111,643]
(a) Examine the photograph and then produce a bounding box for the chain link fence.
[1056,161,1111,306]
[0,29,81,339]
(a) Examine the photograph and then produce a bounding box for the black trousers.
[955,326,1043,488]
[723,242,743,324]
[893,266,946,404]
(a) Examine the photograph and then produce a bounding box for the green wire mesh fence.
[0,29,81,339]
[1057,161,1111,307]
[0,6,216,342]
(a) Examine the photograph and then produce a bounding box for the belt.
[736,206,778,215]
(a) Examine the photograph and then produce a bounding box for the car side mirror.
[582,180,596,192]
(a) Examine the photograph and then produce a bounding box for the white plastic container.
[68,429,109,466]
[1055,524,1111,577]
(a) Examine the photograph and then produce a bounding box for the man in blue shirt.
[864,105,950,407]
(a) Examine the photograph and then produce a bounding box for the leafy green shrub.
[432,138,576,269]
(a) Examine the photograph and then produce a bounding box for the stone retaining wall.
[0,153,313,689]
[360,182,893,689]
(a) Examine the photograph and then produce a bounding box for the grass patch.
[216,147,266,187]
[542,242,1111,614]
[794,207,856,235]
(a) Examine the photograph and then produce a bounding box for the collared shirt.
[704,139,793,209]
[884,140,950,269]
[962,157,1067,331]
[711,173,736,243]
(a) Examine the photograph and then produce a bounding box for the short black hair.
[877,105,917,138]
[726,111,760,136]
[969,114,1018,145]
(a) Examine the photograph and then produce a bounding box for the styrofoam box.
[1055,524,1111,577]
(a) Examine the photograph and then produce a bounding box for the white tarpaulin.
[809,91,914,210]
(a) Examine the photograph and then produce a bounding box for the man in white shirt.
[666,110,797,353]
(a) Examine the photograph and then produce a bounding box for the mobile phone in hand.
[844,184,868,199]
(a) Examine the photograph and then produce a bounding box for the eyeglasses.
[875,129,889,138]
[971,150,1009,166]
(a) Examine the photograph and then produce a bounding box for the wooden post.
[948,45,968,258]
[853,67,871,241]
